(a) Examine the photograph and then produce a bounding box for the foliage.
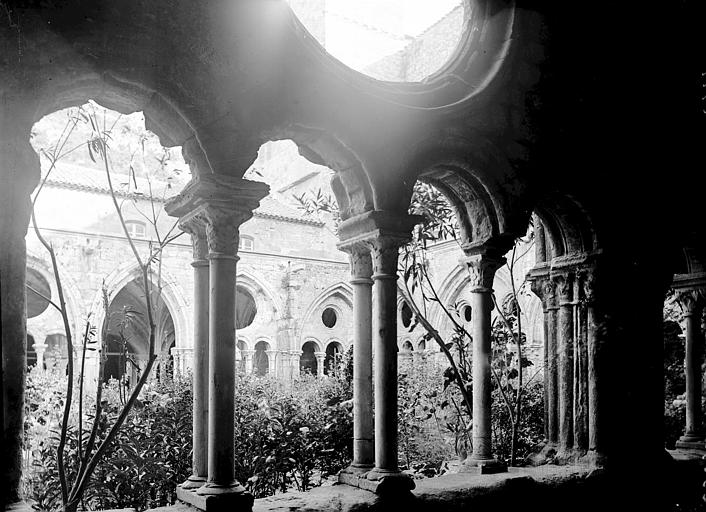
[233,373,352,498]
[24,372,192,511]
[491,382,544,464]
[24,370,354,508]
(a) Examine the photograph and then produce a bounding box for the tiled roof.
[43,162,324,226]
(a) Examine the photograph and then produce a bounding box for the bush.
[24,369,353,509]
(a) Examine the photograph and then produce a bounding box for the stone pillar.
[266,350,278,377]
[340,245,374,472]
[553,271,575,459]
[582,269,606,466]
[314,351,326,378]
[675,289,705,450]
[166,175,268,508]
[290,350,302,379]
[33,341,48,372]
[242,350,255,374]
[545,279,559,449]
[463,251,507,473]
[1,124,39,504]
[178,219,209,489]
[365,234,413,487]
[529,274,556,460]
[574,272,589,455]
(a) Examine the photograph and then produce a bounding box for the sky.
[289,0,464,76]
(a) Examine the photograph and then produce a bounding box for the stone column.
[166,175,268,507]
[364,234,414,488]
[266,350,278,376]
[179,219,209,489]
[243,350,255,374]
[574,272,589,454]
[582,270,605,465]
[529,274,556,459]
[340,245,374,473]
[553,270,575,459]
[545,279,559,449]
[314,351,326,378]
[33,340,48,371]
[463,251,507,473]
[1,125,39,504]
[675,289,705,450]
[290,350,302,379]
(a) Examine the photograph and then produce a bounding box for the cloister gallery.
[1,1,704,511]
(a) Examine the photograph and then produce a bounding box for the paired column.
[179,220,209,489]
[675,289,705,449]
[574,272,590,454]
[166,175,268,506]
[462,251,506,472]
[553,271,575,459]
[242,350,255,374]
[289,350,302,379]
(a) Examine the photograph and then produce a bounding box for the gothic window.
[238,235,254,252]
[125,220,146,238]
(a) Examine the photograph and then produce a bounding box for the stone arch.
[533,195,598,262]
[266,126,375,221]
[89,262,190,351]
[25,251,84,339]
[400,133,529,249]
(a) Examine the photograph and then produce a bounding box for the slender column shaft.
[349,249,374,468]
[372,267,399,471]
[554,272,574,455]
[574,276,589,453]
[191,260,210,482]
[586,300,603,459]
[463,252,505,468]
[543,279,559,447]
[685,312,704,436]
[470,289,494,460]
[677,290,705,445]
[206,254,238,488]
[178,223,210,489]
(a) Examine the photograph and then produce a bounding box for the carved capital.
[580,269,596,305]
[552,271,574,305]
[529,277,550,310]
[180,216,208,261]
[462,254,505,292]
[340,242,373,281]
[366,235,406,278]
[201,205,251,257]
[676,289,705,318]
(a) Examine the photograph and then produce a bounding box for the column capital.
[180,216,209,262]
[551,270,575,305]
[339,243,373,282]
[289,350,303,357]
[165,174,269,257]
[579,267,597,305]
[366,235,409,278]
[461,253,505,292]
[676,289,705,318]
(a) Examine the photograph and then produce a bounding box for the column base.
[675,435,706,453]
[553,448,583,465]
[178,483,253,511]
[527,441,557,466]
[461,456,507,474]
[582,449,607,469]
[339,467,415,494]
[181,474,207,489]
